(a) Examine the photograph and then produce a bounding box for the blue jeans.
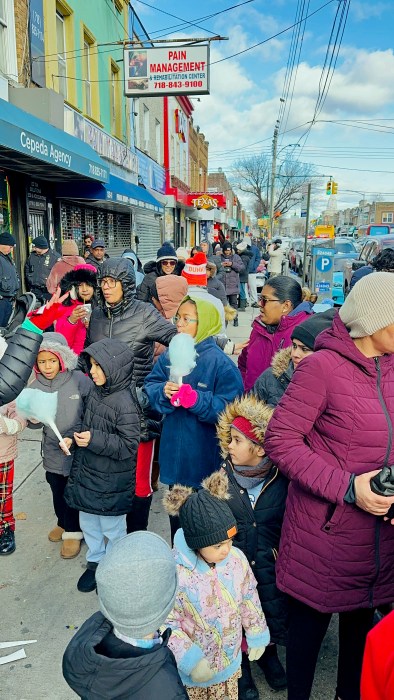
[79,511,126,563]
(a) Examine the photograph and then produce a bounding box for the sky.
[132,0,394,218]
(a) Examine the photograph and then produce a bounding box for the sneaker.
[233,317,239,327]
[257,644,287,691]
[0,527,15,555]
[77,563,98,592]
[238,653,259,700]
[48,525,65,542]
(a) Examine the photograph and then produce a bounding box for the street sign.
[316,255,333,272]
[311,243,335,301]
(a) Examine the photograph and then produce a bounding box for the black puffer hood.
[60,266,98,305]
[63,612,176,700]
[98,257,136,307]
[81,338,134,394]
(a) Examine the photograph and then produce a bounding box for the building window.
[143,105,149,150]
[110,61,121,137]
[56,11,67,98]
[83,39,92,115]
[382,212,393,223]
[155,119,161,162]
[0,0,17,80]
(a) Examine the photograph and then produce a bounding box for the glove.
[370,466,394,497]
[248,646,266,662]
[190,658,215,683]
[170,384,198,409]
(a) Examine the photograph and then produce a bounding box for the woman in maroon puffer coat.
[265,272,394,700]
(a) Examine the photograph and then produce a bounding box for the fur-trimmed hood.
[217,394,274,456]
[270,346,292,379]
[35,332,78,373]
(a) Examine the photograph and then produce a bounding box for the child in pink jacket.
[0,338,27,556]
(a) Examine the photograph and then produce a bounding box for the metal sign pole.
[301,183,311,286]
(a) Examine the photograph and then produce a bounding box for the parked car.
[288,237,305,275]
[344,234,394,292]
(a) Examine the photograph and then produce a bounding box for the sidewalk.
[0,306,336,699]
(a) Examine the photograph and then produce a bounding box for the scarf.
[232,456,273,490]
[113,628,162,648]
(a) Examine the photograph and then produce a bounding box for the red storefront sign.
[186,193,226,210]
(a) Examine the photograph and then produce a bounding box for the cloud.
[351,1,390,21]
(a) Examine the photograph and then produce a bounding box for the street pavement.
[1,304,337,700]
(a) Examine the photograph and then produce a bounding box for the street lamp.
[269,140,300,238]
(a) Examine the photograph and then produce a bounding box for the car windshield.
[335,242,356,254]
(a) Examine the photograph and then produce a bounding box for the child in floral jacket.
[163,472,270,699]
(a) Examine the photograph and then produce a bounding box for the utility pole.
[301,183,311,287]
[269,122,279,239]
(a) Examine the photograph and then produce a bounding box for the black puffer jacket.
[84,258,176,441]
[65,339,140,516]
[0,323,43,406]
[25,249,60,290]
[253,347,293,407]
[63,612,188,700]
[224,460,289,645]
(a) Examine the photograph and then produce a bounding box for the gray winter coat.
[218,253,244,295]
[253,347,294,407]
[28,334,92,476]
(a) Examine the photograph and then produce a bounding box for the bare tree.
[232,154,315,217]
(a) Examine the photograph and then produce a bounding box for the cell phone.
[83,303,92,319]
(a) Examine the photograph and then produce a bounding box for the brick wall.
[14,0,30,85]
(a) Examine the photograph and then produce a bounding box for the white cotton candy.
[16,389,70,455]
[168,333,196,385]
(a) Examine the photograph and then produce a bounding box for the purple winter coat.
[265,313,394,613]
[238,307,311,392]
[218,253,244,295]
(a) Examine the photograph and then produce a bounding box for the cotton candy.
[168,333,196,384]
[16,388,70,455]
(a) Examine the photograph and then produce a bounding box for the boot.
[77,562,98,592]
[151,460,160,492]
[0,525,15,555]
[238,298,247,312]
[238,652,259,700]
[48,525,65,542]
[126,495,152,534]
[233,316,239,327]
[60,531,83,559]
[257,643,287,691]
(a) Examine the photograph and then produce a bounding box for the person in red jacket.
[361,611,394,700]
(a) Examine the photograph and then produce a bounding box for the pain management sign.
[124,46,210,97]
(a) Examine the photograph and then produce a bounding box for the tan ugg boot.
[48,525,65,542]
[60,531,83,559]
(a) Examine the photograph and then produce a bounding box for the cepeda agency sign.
[124,46,210,97]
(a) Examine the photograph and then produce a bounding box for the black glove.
[371,467,394,519]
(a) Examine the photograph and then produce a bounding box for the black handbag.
[371,466,394,518]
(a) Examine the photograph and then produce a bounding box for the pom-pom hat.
[339,272,394,338]
[181,251,208,286]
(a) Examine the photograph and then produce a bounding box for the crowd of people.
[0,232,394,700]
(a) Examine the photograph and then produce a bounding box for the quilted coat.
[238,305,311,392]
[65,339,140,516]
[264,313,394,612]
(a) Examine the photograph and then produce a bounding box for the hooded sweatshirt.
[144,297,243,487]
[28,332,92,476]
[63,611,188,700]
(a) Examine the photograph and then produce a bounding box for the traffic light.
[332,182,338,194]
[326,181,332,195]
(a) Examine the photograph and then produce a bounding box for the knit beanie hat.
[291,308,336,349]
[339,272,394,338]
[222,241,232,253]
[0,232,16,246]
[181,252,207,286]
[32,236,49,249]
[62,239,79,256]
[156,241,177,263]
[96,532,178,638]
[164,472,237,550]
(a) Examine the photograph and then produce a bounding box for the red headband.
[232,416,260,444]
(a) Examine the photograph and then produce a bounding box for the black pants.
[226,293,238,310]
[287,597,375,700]
[45,471,80,533]
[0,299,13,327]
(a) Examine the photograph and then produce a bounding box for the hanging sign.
[124,46,210,97]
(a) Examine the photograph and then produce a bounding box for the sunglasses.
[259,296,280,307]
[162,260,176,267]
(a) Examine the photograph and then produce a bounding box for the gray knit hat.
[339,272,394,338]
[96,532,178,638]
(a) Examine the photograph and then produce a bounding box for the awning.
[0,98,109,182]
[56,174,164,213]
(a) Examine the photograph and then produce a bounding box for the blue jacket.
[144,338,244,487]
[248,244,262,273]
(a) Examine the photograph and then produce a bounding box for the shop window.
[382,212,393,224]
[0,0,17,80]
[110,61,121,138]
[83,39,92,115]
[56,11,67,98]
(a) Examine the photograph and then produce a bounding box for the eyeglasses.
[162,260,176,267]
[100,278,118,289]
[174,315,198,326]
[259,296,280,307]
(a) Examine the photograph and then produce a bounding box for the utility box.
[311,239,335,300]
